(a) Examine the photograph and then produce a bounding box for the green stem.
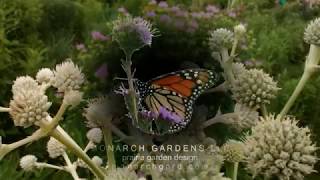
[225,162,239,180]
[0,107,10,112]
[279,45,320,119]
[36,162,66,171]
[233,162,239,180]
[63,152,81,180]
[221,48,235,85]
[50,128,105,179]
[260,105,268,118]
[102,128,116,170]
[0,128,47,160]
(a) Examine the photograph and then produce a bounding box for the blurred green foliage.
[0,0,320,179]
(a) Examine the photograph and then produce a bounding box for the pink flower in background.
[171,6,180,13]
[95,63,108,79]
[91,31,109,41]
[149,0,157,5]
[206,5,220,13]
[158,1,168,8]
[146,11,156,17]
[228,11,237,18]
[75,43,87,52]
[159,14,171,23]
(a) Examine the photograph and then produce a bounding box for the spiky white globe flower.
[47,137,66,158]
[304,17,320,46]
[20,155,38,171]
[83,95,125,128]
[221,140,245,163]
[228,103,259,132]
[53,60,85,92]
[209,28,234,51]
[36,68,54,84]
[153,148,228,180]
[9,76,51,127]
[105,168,139,180]
[234,24,246,37]
[92,156,103,167]
[63,90,83,107]
[232,62,246,75]
[231,68,280,109]
[86,128,103,143]
[12,76,39,95]
[112,16,158,54]
[244,115,318,180]
[77,156,103,169]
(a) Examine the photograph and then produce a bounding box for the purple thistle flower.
[112,16,157,50]
[159,14,171,23]
[91,31,109,41]
[158,1,168,8]
[140,110,158,120]
[95,63,108,79]
[134,18,154,46]
[75,43,87,52]
[146,11,156,17]
[158,107,185,125]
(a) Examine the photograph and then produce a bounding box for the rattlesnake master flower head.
[9,76,52,127]
[112,16,158,55]
[86,128,103,143]
[221,140,245,162]
[83,94,125,128]
[53,60,85,92]
[304,17,320,46]
[105,168,139,180]
[20,155,37,171]
[77,156,103,168]
[153,148,228,180]
[36,68,54,85]
[244,115,318,180]
[12,76,39,95]
[47,137,66,158]
[209,28,234,51]
[232,62,246,75]
[231,68,280,109]
[228,103,259,132]
[234,24,246,37]
[63,90,83,107]
[92,156,103,167]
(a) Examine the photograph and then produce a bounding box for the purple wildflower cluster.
[144,0,222,33]
[139,106,185,125]
[91,31,109,41]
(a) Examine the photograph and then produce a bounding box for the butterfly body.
[135,69,221,134]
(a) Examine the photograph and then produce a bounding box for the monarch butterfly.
[133,69,222,135]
